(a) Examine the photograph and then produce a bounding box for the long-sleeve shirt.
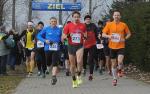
[37,26,62,51]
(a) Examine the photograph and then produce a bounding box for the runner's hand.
[108,35,112,39]
[98,34,101,39]
[32,40,35,44]
[45,40,50,44]
[49,41,54,45]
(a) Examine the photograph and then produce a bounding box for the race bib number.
[71,33,81,43]
[96,44,104,49]
[49,43,59,51]
[37,40,44,48]
[111,33,121,42]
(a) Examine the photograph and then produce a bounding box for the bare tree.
[63,0,77,27]
[12,0,16,29]
[0,0,8,26]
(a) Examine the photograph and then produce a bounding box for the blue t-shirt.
[37,26,62,51]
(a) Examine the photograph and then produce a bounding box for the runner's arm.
[124,24,131,40]
[37,28,46,43]
[102,23,111,39]
[62,24,69,42]
[102,33,111,39]
[61,33,68,43]
[125,31,131,40]
[19,30,26,40]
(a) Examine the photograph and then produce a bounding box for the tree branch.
[91,0,105,16]
[63,13,72,28]
[0,0,8,7]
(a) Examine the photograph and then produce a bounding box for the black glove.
[49,41,54,45]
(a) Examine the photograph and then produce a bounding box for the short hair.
[72,11,81,17]
[112,10,121,15]
[98,20,103,25]
[38,21,44,26]
[50,17,57,20]
[84,15,91,20]
[67,21,71,24]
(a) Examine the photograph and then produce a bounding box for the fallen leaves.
[125,64,150,84]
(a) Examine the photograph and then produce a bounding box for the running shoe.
[37,71,41,76]
[118,69,124,77]
[27,72,32,78]
[72,80,78,88]
[45,70,49,74]
[88,75,93,81]
[66,71,70,76]
[51,76,57,85]
[112,79,117,86]
[83,69,86,76]
[77,76,83,85]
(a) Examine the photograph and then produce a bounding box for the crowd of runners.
[0,10,131,88]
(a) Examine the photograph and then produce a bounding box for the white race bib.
[37,40,44,48]
[96,44,104,49]
[49,43,59,51]
[111,33,121,42]
[71,33,81,43]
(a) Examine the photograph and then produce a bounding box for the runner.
[97,20,111,75]
[102,10,131,86]
[34,21,46,78]
[102,17,112,75]
[37,17,62,85]
[83,15,98,80]
[62,11,87,88]
[19,21,35,77]
[97,21,105,75]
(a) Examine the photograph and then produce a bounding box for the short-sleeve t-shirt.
[63,22,86,46]
[102,21,130,49]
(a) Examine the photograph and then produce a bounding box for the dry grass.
[0,65,26,94]
[0,76,23,94]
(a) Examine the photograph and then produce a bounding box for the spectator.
[0,26,10,76]
[7,29,20,70]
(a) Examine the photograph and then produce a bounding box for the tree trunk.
[0,8,3,26]
[12,0,16,29]
[89,0,92,15]
[73,0,77,3]
[28,0,32,21]
[59,0,62,25]
[0,0,8,26]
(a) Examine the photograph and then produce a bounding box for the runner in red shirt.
[62,11,87,88]
[83,15,98,81]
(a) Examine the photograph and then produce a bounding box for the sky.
[4,0,113,31]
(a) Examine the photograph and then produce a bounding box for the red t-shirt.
[83,23,97,48]
[63,22,86,45]
[84,31,96,48]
